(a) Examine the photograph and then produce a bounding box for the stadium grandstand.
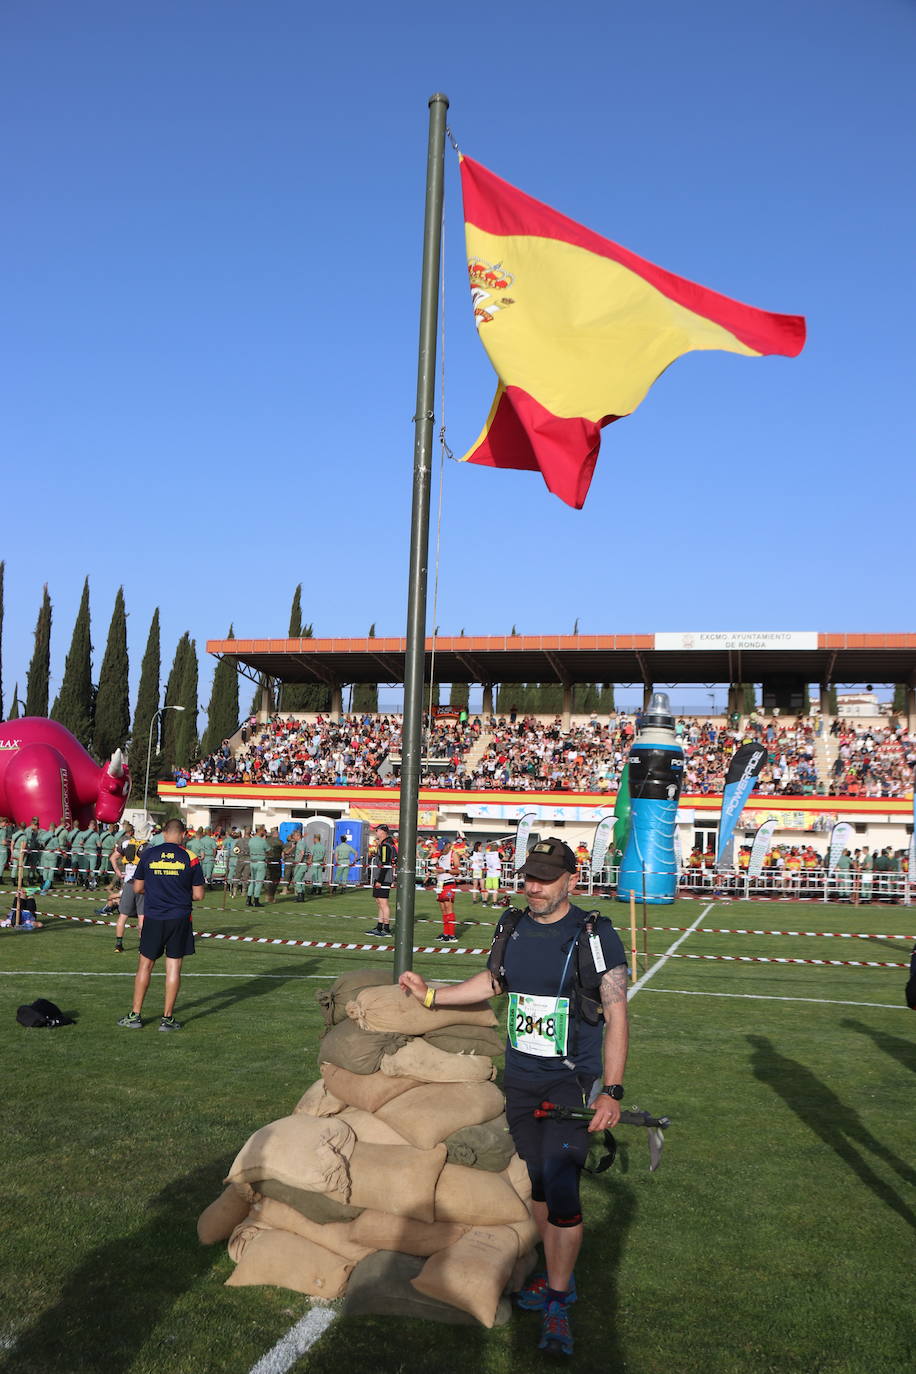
[156,632,916,871]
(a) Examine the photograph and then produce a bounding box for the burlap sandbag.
[254,1178,363,1223]
[346,1141,447,1223]
[346,984,497,1035]
[444,1115,515,1171]
[508,1215,540,1255]
[225,1226,355,1298]
[411,1225,520,1328]
[337,1106,409,1146]
[197,1185,252,1244]
[344,1209,468,1257]
[226,1115,355,1194]
[379,1038,496,1084]
[321,1061,422,1113]
[508,1247,539,1295]
[434,1163,530,1225]
[343,1251,511,1327]
[376,1081,505,1150]
[244,1196,374,1262]
[424,1024,505,1057]
[318,1018,408,1075]
[293,1079,345,1117]
[502,1153,533,1203]
[315,967,392,1029]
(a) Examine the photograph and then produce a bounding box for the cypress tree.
[160,633,190,774]
[51,577,93,748]
[131,609,161,777]
[449,680,470,709]
[175,638,199,766]
[202,625,240,754]
[353,624,379,713]
[93,587,130,759]
[602,682,616,711]
[25,585,52,717]
[8,683,20,721]
[283,584,313,712]
[892,683,906,715]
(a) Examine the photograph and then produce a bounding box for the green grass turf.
[0,884,913,1373]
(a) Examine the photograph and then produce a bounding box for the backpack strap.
[486,906,525,993]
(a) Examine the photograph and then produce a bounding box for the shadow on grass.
[0,1158,229,1374]
[747,1035,916,1230]
[177,958,320,1023]
[840,1018,916,1075]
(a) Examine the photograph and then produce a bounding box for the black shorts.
[504,1073,593,1228]
[373,871,393,898]
[139,916,195,961]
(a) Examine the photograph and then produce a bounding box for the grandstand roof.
[207,633,916,687]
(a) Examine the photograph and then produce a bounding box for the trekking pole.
[534,1101,671,1173]
[13,840,25,927]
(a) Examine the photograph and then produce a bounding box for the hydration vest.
[486,906,610,1027]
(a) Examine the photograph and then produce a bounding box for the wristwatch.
[601,1084,624,1100]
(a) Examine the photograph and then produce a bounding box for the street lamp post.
[144,705,185,833]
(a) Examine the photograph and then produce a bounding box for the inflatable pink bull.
[0,718,131,828]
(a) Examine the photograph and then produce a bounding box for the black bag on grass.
[16,999,74,1028]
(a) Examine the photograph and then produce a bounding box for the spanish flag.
[459,157,806,508]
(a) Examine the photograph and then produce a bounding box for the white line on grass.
[639,986,906,1011]
[248,1305,337,1374]
[627,902,714,1001]
[0,970,335,979]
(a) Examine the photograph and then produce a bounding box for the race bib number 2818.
[507,993,569,1058]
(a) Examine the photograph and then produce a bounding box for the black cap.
[517,837,577,880]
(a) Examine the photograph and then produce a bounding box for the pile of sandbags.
[198,969,538,1327]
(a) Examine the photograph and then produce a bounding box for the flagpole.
[394,92,449,980]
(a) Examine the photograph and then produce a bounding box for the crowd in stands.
[175,714,478,789]
[177,709,915,799]
[828,722,916,797]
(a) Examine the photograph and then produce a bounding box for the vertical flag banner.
[459,156,806,508]
[590,814,615,876]
[748,819,778,878]
[716,743,767,866]
[828,821,856,872]
[513,812,537,872]
[612,764,632,863]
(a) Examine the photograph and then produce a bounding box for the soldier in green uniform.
[290,829,309,900]
[265,829,283,902]
[83,820,101,888]
[246,827,268,907]
[197,828,218,884]
[73,823,95,886]
[333,836,357,892]
[233,830,250,897]
[0,817,11,882]
[98,823,118,886]
[223,832,239,892]
[39,827,60,892]
[65,823,81,883]
[24,819,44,886]
[308,833,326,895]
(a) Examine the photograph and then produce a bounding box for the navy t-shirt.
[498,903,627,1085]
[134,843,202,921]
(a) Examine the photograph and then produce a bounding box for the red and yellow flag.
[459,157,806,508]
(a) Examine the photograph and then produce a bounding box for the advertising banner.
[747,818,779,877]
[716,743,767,865]
[827,821,856,872]
[513,812,537,871]
[590,814,616,875]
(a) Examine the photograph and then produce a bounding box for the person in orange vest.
[575,841,590,875]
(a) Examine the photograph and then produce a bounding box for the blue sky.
[2,0,914,723]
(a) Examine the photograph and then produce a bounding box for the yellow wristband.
[423,986,437,1009]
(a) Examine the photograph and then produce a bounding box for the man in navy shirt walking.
[117,818,204,1032]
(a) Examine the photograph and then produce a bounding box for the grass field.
[1,881,913,1374]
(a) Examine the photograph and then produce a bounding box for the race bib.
[507,993,569,1058]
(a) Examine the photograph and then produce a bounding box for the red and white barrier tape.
[37,909,489,955]
[32,910,911,967]
[648,926,916,942]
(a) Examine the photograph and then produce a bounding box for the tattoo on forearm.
[600,966,628,1008]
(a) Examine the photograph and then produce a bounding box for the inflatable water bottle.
[617,692,684,905]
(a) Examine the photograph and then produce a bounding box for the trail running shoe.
[539,1299,574,1356]
[117,1011,142,1029]
[114,941,124,953]
[438,933,458,943]
[516,1272,577,1312]
[159,1016,182,1032]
